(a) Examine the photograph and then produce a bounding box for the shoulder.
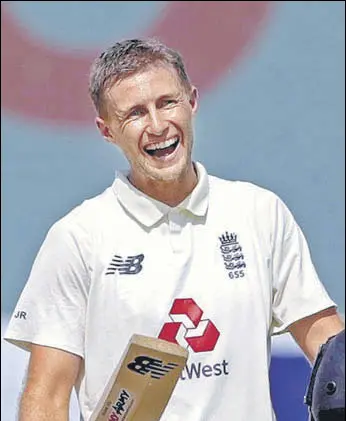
[205,170,297,234]
[207,172,281,209]
[46,185,117,241]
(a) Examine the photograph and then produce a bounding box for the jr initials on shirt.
[14,311,27,320]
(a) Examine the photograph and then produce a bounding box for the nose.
[147,108,167,135]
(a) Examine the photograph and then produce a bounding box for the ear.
[96,117,116,144]
[189,86,198,114]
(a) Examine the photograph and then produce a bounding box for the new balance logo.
[127,356,178,379]
[105,254,144,275]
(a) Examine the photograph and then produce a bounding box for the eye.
[161,98,176,107]
[128,108,145,118]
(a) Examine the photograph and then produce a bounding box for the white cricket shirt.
[4,162,336,421]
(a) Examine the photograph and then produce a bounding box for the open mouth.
[144,136,180,158]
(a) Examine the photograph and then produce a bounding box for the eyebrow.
[119,93,180,116]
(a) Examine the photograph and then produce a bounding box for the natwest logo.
[158,298,220,353]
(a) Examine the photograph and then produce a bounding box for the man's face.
[96,65,198,185]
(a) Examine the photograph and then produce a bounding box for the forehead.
[106,65,185,110]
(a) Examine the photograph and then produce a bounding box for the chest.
[88,212,273,326]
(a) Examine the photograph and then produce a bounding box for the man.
[4,38,344,421]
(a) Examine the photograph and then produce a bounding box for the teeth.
[145,137,178,151]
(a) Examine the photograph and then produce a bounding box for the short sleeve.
[270,196,336,335]
[3,218,91,358]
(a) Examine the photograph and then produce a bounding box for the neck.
[129,164,198,207]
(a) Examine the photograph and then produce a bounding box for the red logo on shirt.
[158,298,220,353]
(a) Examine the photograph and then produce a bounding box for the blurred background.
[1,1,344,420]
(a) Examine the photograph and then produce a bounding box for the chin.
[145,159,187,182]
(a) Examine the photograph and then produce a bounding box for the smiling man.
[4,38,344,421]
[95,59,198,206]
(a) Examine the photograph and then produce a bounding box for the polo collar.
[112,162,209,227]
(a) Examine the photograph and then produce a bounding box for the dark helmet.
[305,329,345,421]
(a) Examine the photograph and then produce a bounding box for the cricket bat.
[89,334,189,421]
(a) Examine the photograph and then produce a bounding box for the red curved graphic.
[169,298,203,326]
[158,298,220,353]
[158,322,182,345]
[185,320,220,353]
[1,1,272,125]
[149,1,271,93]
